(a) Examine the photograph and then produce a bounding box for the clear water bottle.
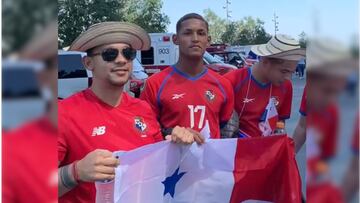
[273,121,286,135]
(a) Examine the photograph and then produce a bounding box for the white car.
[58,50,92,99]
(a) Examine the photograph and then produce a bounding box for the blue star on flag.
[162,167,186,198]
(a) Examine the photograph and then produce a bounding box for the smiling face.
[84,43,133,87]
[173,18,210,60]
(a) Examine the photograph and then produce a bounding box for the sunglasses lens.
[122,47,137,60]
[101,48,119,62]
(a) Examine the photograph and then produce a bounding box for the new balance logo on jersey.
[243,97,255,103]
[172,93,185,100]
[92,126,106,136]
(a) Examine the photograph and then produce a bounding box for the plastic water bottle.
[273,121,286,135]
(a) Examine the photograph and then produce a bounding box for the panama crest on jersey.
[134,116,147,132]
[271,96,280,106]
[205,90,215,101]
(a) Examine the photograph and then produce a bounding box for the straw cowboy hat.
[69,22,151,52]
[306,37,358,76]
[251,34,306,61]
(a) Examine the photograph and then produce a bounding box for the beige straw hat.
[306,37,358,76]
[69,22,151,51]
[251,34,305,61]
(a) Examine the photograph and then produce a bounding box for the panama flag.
[96,133,301,203]
[259,97,279,136]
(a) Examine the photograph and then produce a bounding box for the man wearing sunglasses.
[58,22,201,203]
[140,13,234,139]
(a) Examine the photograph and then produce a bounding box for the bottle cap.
[276,121,285,129]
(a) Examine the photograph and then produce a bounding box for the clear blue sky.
[162,0,358,44]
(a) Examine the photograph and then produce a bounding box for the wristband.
[72,160,81,183]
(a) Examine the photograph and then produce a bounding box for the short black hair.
[176,13,209,33]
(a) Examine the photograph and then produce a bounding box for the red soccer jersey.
[140,66,234,139]
[58,89,163,203]
[307,104,339,159]
[299,86,307,116]
[2,117,57,203]
[225,68,293,137]
[352,114,359,154]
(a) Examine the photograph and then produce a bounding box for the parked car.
[2,59,46,130]
[209,51,249,69]
[131,59,148,97]
[203,51,237,75]
[58,50,91,99]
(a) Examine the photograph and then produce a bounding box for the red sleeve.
[278,80,293,120]
[322,105,339,158]
[153,131,163,142]
[299,87,307,116]
[140,78,160,118]
[352,114,359,154]
[58,105,69,163]
[220,79,234,127]
[224,69,238,89]
[2,135,16,202]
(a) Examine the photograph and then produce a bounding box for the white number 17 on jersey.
[187,105,206,129]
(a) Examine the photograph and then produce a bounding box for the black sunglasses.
[89,47,137,62]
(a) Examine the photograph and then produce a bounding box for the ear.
[172,34,179,45]
[261,57,270,65]
[83,56,94,71]
[207,35,211,47]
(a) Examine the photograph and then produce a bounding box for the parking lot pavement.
[287,75,306,195]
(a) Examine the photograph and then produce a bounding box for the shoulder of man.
[223,68,250,88]
[58,90,89,116]
[146,66,173,84]
[124,93,157,114]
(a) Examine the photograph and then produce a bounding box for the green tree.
[2,0,57,55]
[203,9,226,43]
[298,31,307,48]
[58,0,170,48]
[235,17,271,45]
[122,0,170,33]
[126,0,169,34]
[202,10,271,45]
[221,22,238,44]
[58,0,125,48]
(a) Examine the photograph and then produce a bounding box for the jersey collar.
[171,65,208,81]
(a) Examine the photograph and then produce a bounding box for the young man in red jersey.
[140,13,234,139]
[58,22,201,203]
[225,34,305,138]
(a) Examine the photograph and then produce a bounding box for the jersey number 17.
[187,105,206,129]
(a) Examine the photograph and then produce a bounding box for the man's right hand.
[76,149,120,182]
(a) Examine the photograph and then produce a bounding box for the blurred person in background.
[293,38,358,203]
[298,58,306,79]
[2,22,58,203]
